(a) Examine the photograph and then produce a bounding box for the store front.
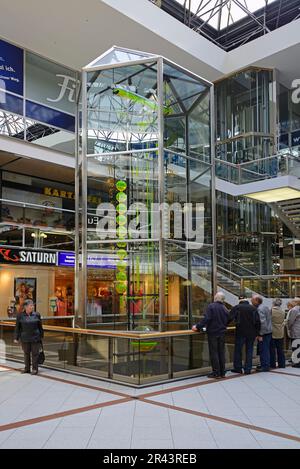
[0,248,74,318]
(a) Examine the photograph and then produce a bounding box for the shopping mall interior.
[1,0,300,450]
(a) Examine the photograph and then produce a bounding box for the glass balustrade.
[216,153,300,184]
[0,199,75,250]
[0,322,243,386]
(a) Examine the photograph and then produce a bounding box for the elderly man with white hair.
[192,292,229,379]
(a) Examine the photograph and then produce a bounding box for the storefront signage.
[0,247,57,265]
[44,187,101,205]
[0,39,24,96]
[57,252,75,267]
[44,187,75,200]
[57,251,117,269]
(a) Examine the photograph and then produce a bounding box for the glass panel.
[112,336,139,384]
[0,201,74,245]
[190,248,213,324]
[86,242,159,331]
[42,330,68,370]
[26,52,77,116]
[216,69,273,144]
[166,242,213,329]
[0,224,23,247]
[25,119,75,155]
[172,334,210,377]
[91,48,154,67]
[66,334,109,377]
[87,63,158,154]
[163,63,210,159]
[188,91,210,161]
[0,92,23,115]
[139,337,169,384]
[0,110,25,139]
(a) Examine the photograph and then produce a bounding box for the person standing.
[270,299,286,369]
[287,298,300,368]
[14,299,44,375]
[192,292,229,379]
[229,296,261,375]
[251,295,272,372]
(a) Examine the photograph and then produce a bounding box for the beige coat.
[271,306,285,339]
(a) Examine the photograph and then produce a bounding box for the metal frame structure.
[78,46,214,331]
[150,0,300,51]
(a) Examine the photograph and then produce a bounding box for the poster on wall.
[14,278,37,313]
[0,39,24,96]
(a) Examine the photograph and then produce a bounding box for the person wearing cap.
[229,295,261,375]
[14,299,44,375]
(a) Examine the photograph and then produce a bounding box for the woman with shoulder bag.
[14,299,44,375]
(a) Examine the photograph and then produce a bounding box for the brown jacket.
[271,306,285,339]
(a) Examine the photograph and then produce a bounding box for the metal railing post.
[168,336,173,380]
[108,337,113,379]
[289,276,293,298]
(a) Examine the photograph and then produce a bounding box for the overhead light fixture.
[245,188,300,203]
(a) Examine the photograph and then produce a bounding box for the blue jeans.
[270,338,286,368]
[233,335,255,373]
[260,333,272,370]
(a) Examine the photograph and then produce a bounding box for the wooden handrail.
[0,321,236,339]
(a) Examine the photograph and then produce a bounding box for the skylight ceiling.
[175,0,277,31]
[151,0,300,50]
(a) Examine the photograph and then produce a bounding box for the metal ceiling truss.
[150,0,300,51]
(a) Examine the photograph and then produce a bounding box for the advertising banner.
[0,39,23,96]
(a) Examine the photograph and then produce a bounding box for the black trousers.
[207,334,226,376]
[21,342,40,371]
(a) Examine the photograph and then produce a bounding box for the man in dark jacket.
[14,299,44,375]
[229,296,261,375]
[192,292,229,379]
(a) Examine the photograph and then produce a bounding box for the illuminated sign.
[0,248,57,265]
[57,251,117,269]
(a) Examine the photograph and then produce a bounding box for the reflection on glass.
[82,49,212,331]
[87,63,159,154]
[0,111,25,139]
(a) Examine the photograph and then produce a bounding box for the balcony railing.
[215,152,300,185]
[1,321,239,386]
[217,255,300,298]
[0,198,75,250]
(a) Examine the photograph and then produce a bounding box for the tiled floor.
[1,361,300,449]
